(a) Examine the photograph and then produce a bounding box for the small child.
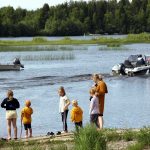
[21,100,33,138]
[89,88,100,129]
[58,86,70,133]
[71,100,83,131]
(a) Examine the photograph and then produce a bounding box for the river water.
[0,43,150,137]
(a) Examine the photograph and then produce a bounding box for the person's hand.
[63,106,68,111]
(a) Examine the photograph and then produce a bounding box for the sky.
[0,0,90,10]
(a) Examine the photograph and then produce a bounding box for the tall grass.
[137,127,150,146]
[127,143,145,150]
[98,46,130,51]
[32,37,48,43]
[16,52,75,61]
[74,125,107,150]
[0,45,88,52]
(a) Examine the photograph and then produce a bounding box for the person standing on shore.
[58,86,70,133]
[92,74,108,129]
[1,90,20,140]
[71,100,83,131]
[21,100,33,138]
[89,88,100,129]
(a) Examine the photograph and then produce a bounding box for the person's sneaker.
[61,131,68,134]
[50,132,54,136]
[56,131,61,135]
[47,132,50,136]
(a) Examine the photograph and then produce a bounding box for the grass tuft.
[74,124,107,150]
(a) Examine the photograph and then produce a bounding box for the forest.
[0,0,150,37]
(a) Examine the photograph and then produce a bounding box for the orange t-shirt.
[21,106,33,124]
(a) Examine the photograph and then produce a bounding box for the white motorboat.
[112,54,150,76]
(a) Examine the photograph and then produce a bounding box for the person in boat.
[137,55,145,66]
[58,86,70,133]
[1,90,20,140]
[21,100,33,138]
[89,88,100,129]
[71,100,83,131]
[13,58,21,65]
[92,74,108,129]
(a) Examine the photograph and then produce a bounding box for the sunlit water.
[0,43,150,138]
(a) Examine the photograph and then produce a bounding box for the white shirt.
[89,96,100,115]
[59,95,69,113]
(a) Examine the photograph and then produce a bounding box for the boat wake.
[0,73,150,90]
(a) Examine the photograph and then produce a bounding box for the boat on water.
[112,54,150,76]
[0,58,24,71]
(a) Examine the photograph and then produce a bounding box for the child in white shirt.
[58,86,70,133]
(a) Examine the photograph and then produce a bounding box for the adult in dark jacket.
[1,90,20,140]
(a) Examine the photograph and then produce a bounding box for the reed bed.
[0,45,88,52]
[16,52,75,61]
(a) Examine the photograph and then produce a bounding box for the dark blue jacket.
[1,98,20,110]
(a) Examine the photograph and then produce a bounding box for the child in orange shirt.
[21,100,33,138]
[71,100,83,131]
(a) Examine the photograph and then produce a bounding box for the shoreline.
[0,127,149,150]
[0,33,150,48]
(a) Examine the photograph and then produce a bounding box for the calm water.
[0,43,150,137]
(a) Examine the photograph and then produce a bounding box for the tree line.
[0,0,150,37]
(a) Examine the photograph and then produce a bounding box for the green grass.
[137,127,150,146]
[127,143,145,150]
[1,33,150,48]
[74,125,107,150]
[0,127,150,150]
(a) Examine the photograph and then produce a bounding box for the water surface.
[0,43,150,137]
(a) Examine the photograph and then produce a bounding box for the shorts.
[90,114,99,128]
[24,124,32,130]
[6,110,17,119]
[99,114,103,117]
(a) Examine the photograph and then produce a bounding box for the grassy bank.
[0,126,149,150]
[1,33,150,48]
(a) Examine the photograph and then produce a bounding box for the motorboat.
[0,58,24,71]
[112,54,150,76]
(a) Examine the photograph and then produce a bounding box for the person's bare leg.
[98,116,103,129]
[25,130,28,138]
[7,119,12,139]
[12,118,17,139]
[29,128,32,137]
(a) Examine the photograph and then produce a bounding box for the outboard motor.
[13,58,24,68]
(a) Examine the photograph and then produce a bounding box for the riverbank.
[0,33,150,48]
[0,127,149,150]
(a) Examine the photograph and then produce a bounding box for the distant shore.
[0,33,150,48]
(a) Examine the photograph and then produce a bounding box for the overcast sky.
[0,0,91,10]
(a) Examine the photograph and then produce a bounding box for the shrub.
[74,125,107,150]
[32,37,48,42]
[137,127,150,146]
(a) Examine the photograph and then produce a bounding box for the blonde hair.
[25,100,31,107]
[89,88,96,95]
[72,100,78,106]
[92,73,103,80]
[7,90,14,100]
